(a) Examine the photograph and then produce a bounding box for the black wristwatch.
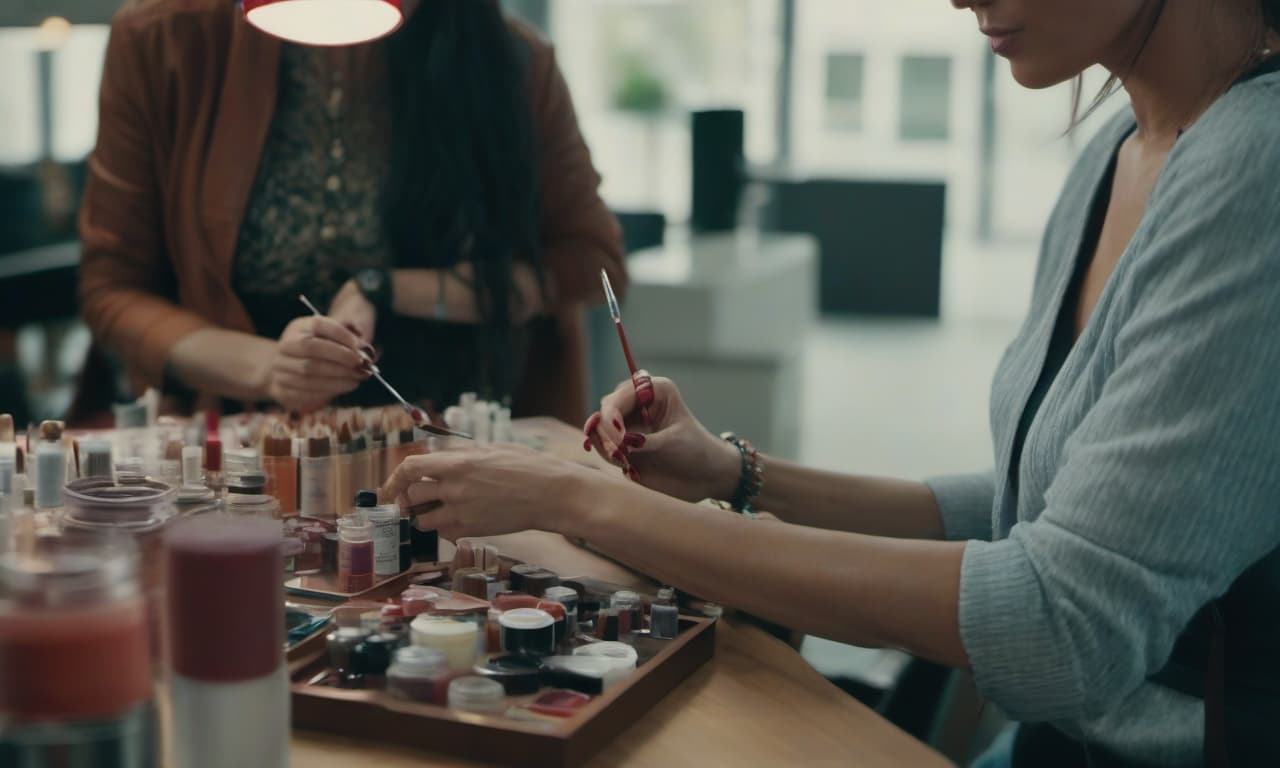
[355,268,394,316]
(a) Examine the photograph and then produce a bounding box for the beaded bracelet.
[720,432,764,517]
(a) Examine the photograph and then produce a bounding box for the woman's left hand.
[329,279,378,348]
[380,445,612,541]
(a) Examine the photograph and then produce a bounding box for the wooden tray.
[287,571,717,767]
[285,563,447,601]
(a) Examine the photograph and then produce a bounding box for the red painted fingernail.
[623,433,645,448]
[628,469,641,482]
[613,419,623,432]
[611,449,626,463]
[583,438,592,452]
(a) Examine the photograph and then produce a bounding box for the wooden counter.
[292,418,951,767]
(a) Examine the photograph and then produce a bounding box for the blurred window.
[824,52,865,132]
[898,54,951,141]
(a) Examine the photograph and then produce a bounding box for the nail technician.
[385,1,1280,765]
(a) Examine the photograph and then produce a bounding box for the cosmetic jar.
[410,616,478,673]
[387,646,450,705]
[499,608,556,658]
[447,676,505,715]
[0,543,156,766]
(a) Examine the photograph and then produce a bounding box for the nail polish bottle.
[650,587,680,640]
[470,400,492,445]
[369,421,387,489]
[34,443,66,534]
[262,427,298,519]
[0,413,15,467]
[350,431,372,499]
[612,590,643,641]
[337,516,374,593]
[202,411,223,495]
[166,516,288,768]
[336,423,357,511]
[300,433,335,521]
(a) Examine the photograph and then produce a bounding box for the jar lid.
[63,478,174,529]
[226,471,267,495]
[411,616,478,638]
[0,543,138,608]
[499,608,555,631]
[473,655,542,695]
[542,586,578,604]
[390,645,448,676]
[329,626,369,645]
[448,675,504,705]
[338,517,372,541]
[573,641,639,670]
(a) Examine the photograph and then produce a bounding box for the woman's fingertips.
[583,412,602,437]
[623,433,646,449]
[611,449,626,464]
[628,468,641,482]
[582,438,593,452]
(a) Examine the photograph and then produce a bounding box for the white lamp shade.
[242,0,403,47]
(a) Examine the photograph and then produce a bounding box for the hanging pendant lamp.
[241,0,403,47]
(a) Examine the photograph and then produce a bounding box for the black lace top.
[234,43,522,408]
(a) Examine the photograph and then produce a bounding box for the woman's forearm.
[564,483,968,667]
[391,263,546,325]
[753,456,946,539]
[168,328,273,402]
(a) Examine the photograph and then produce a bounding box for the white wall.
[790,0,985,239]
[792,0,1133,243]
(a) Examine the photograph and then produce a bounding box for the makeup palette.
[286,552,716,768]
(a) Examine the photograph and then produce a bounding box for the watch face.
[358,269,384,293]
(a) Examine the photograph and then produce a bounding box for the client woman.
[79,0,623,422]
[383,0,1280,765]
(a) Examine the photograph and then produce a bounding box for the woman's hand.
[380,444,614,542]
[261,315,372,411]
[585,371,742,503]
[328,279,378,348]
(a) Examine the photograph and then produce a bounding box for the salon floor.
[794,235,1037,764]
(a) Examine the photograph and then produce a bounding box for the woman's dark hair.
[384,0,541,400]
[1071,0,1280,126]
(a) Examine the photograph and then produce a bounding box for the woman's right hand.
[261,316,372,411]
[586,371,742,503]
